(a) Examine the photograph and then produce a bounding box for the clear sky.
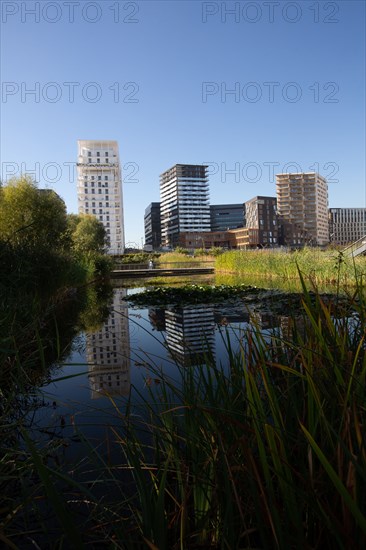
[1,0,365,246]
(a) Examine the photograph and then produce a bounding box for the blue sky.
[1,0,365,246]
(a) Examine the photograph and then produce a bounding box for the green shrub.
[174,246,189,255]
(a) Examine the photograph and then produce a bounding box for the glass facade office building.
[160,164,210,247]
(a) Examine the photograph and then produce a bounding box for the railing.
[113,261,215,271]
[342,235,366,257]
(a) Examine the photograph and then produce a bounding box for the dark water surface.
[30,282,289,461]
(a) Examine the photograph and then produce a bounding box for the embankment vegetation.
[0,175,112,389]
[216,247,366,286]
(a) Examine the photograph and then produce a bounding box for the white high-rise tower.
[77,140,125,254]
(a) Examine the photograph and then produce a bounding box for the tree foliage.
[0,175,67,249]
[67,214,106,255]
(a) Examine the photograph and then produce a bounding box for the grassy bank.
[216,247,366,286]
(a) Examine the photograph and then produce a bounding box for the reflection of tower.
[165,307,215,366]
[248,311,278,330]
[279,314,306,342]
[86,288,130,399]
[148,307,166,332]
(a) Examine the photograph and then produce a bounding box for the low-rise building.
[210,203,245,231]
[179,231,232,249]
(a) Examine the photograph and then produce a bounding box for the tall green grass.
[216,248,366,286]
[111,271,366,548]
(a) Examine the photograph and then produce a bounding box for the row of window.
[88,158,110,163]
[85,182,108,188]
[93,346,117,352]
[84,189,109,195]
[97,381,126,388]
[85,202,110,208]
[85,202,109,209]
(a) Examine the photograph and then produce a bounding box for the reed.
[112,270,366,548]
[216,248,366,286]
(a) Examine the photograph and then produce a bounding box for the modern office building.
[276,172,329,246]
[77,140,125,254]
[210,203,245,231]
[179,197,277,249]
[160,164,210,247]
[144,202,161,249]
[329,208,366,245]
[244,196,278,247]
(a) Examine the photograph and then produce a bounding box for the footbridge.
[111,261,215,278]
[343,236,366,258]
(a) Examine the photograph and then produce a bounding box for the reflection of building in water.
[214,307,250,326]
[86,288,130,399]
[247,311,280,330]
[148,307,166,332]
[279,314,307,342]
[165,307,215,366]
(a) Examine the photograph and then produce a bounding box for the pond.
[31,282,285,453]
[4,276,365,548]
[30,276,337,463]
